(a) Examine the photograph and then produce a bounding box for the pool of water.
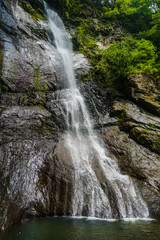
[0,217,160,240]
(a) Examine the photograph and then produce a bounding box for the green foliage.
[19,0,45,20]
[139,7,160,48]
[87,0,160,86]
[65,0,83,18]
[52,0,160,88]
[75,23,98,59]
[94,38,158,85]
[102,0,155,33]
[55,0,83,19]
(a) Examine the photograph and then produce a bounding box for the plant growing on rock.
[94,37,158,86]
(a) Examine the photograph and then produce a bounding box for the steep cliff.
[0,0,91,230]
[0,0,160,231]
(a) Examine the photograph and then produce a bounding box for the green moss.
[33,68,49,92]
[74,22,99,60]
[54,0,84,19]
[0,46,9,93]
[27,89,47,107]
[0,51,3,92]
[19,1,45,21]
[42,123,52,131]
[34,104,46,110]
[42,122,53,135]
[34,68,40,90]
[115,116,120,121]
[130,127,160,154]
[72,16,122,87]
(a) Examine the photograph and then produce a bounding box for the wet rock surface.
[0,96,76,230]
[104,100,160,218]
[0,0,90,230]
[0,0,160,232]
[73,53,92,79]
[102,126,160,219]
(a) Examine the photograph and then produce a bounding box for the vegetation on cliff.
[54,0,160,91]
[19,0,45,20]
[17,0,160,91]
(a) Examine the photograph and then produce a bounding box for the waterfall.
[45,4,149,219]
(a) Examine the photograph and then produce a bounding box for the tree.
[102,0,160,32]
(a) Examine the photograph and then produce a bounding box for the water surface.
[0,217,159,240]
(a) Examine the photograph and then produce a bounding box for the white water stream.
[45,4,149,219]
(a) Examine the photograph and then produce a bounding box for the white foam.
[122,218,155,222]
[86,217,117,222]
[58,216,155,222]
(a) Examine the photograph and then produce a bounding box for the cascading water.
[45,4,149,219]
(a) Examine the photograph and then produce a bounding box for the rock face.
[124,74,160,116]
[0,0,91,230]
[111,100,160,154]
[106,100,160,218]
[103,125,160,219]
[0,0,160,232]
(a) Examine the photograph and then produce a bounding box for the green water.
[0,217,160,240]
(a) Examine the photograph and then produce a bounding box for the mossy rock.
[19,0,46,21]
[27,25,48,40]
[27,90,47,107]
[124,74,160,116]
[0,46,4,93]
[33,68,49,92]
[142,98,160,117]
[130,127,160,154]
[111,101,125,117]
[0,46,3,73]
